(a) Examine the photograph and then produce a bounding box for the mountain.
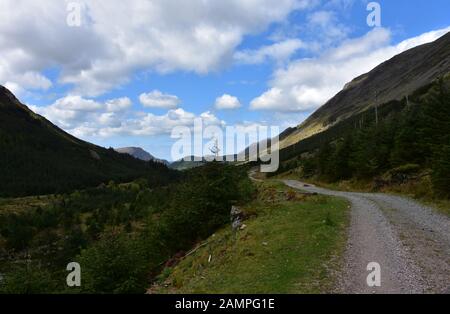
[168,154,241,170]
[0,85,177,197]
[169,156,208,170]
[279,32,450,150]
[115,147,169,165]
[265,31,450,198]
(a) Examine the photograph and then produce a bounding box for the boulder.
[231,206,244,231]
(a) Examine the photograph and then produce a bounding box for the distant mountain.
[115,147,169,165]
[0,85,177,197]
[279,31,450,150]
[169,154,248,170]
[169,156,208,170]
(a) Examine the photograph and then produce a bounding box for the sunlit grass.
[153,181,349,294]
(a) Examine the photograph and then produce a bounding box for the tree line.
[0,163,255,293]
[271,78,450,198]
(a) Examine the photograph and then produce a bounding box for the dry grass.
[276,172,450,217]
[0,195,56,214]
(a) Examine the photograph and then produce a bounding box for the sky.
[1,0,449,161]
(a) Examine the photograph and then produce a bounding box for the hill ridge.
[280,31,450,149]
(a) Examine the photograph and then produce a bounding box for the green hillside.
[279,32,450,149]
[0,163,255,293]
[0,85,178,197]
[152,181,349,294]
[272,76,450,199]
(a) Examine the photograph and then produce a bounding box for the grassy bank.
[152,181,350,294]
[276,171,450,217]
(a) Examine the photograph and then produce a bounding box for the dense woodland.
[0,163,254,293]
[0,90,178,197]
[271,78,450,198]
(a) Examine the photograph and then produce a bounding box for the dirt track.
[283,180,450,294]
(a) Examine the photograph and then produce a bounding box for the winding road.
[283,180,450,294]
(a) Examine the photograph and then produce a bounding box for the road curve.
[283,180,450,294]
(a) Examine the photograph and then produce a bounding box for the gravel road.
[283,180,450,294]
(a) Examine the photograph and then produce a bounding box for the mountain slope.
[169,156,208,170]
[115,147,169,165]
[280,31,450,149]
[0,86,177,197]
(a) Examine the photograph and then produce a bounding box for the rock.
[232,219,242,231]
[230,206,243,220]
[231,206,245,231]
[90,149,101,160]
[262,242,268,246]
[240,224,247,230]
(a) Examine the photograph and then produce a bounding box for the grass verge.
[282,171,450,217]
[151,180,349,294]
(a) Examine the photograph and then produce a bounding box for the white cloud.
[16,71,52,90]
[302,10,351,52]
[2,72,52,97]
[105,97,132,112]
[234,39,304,65]
[3,82,24,96]
[0,0,312,96]
[308,10,334,26]
[30,95,224,139]
[214,94,242,110]
[30,95,104,129]
[53,95,103,112]
[125,109,224,137]
[250,27,450,112]
[139,90,181,109]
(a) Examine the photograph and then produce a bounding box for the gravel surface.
[283,180,450,294]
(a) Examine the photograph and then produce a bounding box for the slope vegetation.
[152,181,349,294]
[280,32,450,149]
[0,85,177,197]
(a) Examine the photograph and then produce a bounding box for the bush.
[77,229,148,294]
[431,145,450,198]
[0,264,59,294]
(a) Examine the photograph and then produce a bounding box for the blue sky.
[1,0,449,160]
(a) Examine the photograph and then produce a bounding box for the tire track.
[283,180,450,294]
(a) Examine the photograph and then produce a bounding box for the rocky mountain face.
[115,147,169,165]
[279,31,450,150]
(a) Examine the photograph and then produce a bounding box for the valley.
[0,27,449,295]
[0,163,255,293]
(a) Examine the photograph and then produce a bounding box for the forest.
[271,78,450,198]
[0,88,178,198]
[0,163,255,293]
